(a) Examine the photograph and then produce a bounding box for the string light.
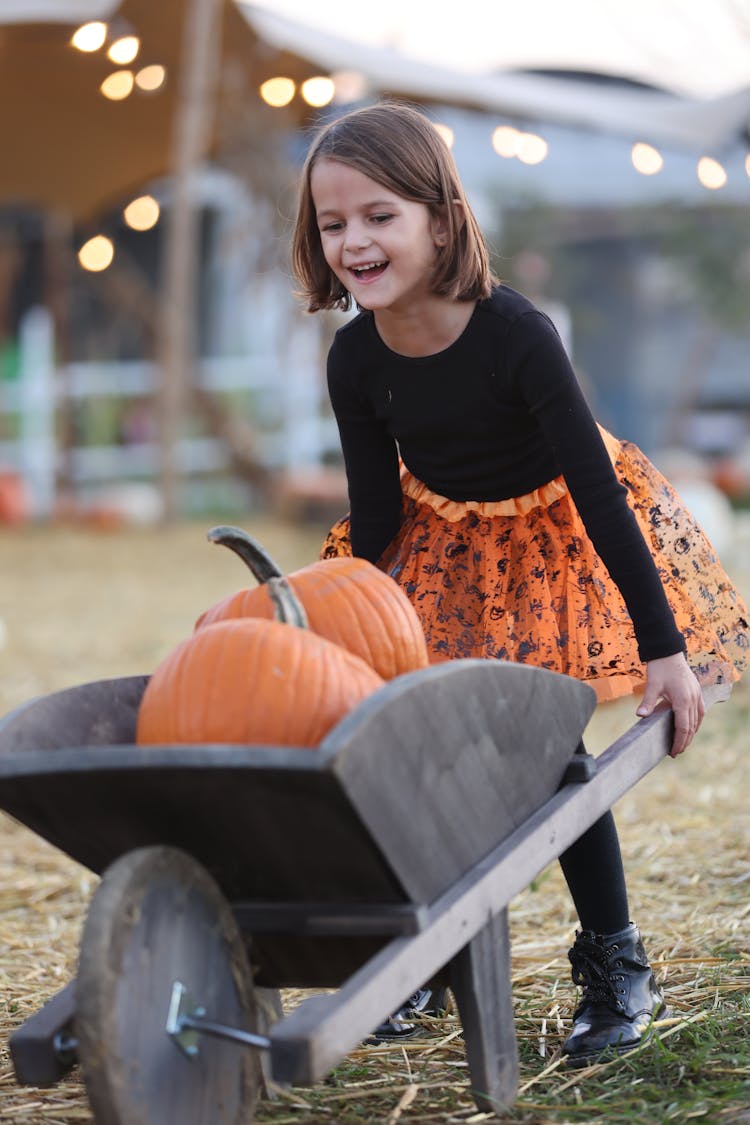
[123,196,160,231]
[492,125,521,158]
[78,236,114,272]
[697,156,727,190]
[300,76,335,107]
[107,35,140,66]
[631,142,664,175]
[71,21,107,52]
[135,65,166,92]
[100,71,135,100]
[517,132,548,165]
[259,77,295,107]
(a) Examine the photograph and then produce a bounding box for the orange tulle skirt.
[321,430,750,702]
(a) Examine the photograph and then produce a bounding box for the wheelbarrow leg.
[447,907,518,1114]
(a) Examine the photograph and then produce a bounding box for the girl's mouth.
[350,261,388,282]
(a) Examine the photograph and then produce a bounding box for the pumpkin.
[195,525,429,681]
[0,473,27,525]
[136,616,384,748]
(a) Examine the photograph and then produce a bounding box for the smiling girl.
[291,101,749,1061]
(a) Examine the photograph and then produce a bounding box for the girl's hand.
[636,653,705,757]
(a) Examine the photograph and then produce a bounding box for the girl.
[291,102,749,1062]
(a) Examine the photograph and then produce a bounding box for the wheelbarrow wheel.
[75,845,260,1125]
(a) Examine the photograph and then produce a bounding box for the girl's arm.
[327,338,402,563]
[511,311,703,753]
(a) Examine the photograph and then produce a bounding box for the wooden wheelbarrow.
[0,660,730,1123]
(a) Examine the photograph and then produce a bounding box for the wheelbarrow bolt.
[166,980,271,1060]
[52,1031,79,1066]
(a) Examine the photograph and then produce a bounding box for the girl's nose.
[344,222,371,252]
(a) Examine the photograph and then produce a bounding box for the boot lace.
[568,935,627,1012]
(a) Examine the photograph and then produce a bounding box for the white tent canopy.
[246,0,750,101]
[240,2,750,153]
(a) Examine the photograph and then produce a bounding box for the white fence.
[0,307,340,518]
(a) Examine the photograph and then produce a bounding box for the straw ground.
[0,520,748,1124]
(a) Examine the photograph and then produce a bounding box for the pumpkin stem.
[267,577,309,629]
[207,524,309,628]
[207,525,283,583]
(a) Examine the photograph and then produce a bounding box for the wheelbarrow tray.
[0,660,595,990]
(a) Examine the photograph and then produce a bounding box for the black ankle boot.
[563,923,666,1064]
[366,986,449,1042]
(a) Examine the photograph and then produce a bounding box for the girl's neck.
[373,297,476,358]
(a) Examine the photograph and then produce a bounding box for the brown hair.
[292,101,497,312]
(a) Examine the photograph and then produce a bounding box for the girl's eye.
[321,221,344,233]
[371,213,392,224]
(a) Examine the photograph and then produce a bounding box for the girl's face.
[310,158,447,315]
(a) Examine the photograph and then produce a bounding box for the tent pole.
[156,0,223,523]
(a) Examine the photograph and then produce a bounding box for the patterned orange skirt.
[321,430,750,702]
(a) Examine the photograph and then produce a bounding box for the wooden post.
[17,306,56,518]
[156,0,223,522]
[42,211,75,505]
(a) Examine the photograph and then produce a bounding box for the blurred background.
[1,0,749,565]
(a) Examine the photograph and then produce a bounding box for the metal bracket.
[166,981,271,1060]
[561,740,598,783]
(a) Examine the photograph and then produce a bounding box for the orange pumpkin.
[196,526,429,681]
[0,473,27,526]
[136,617,384,748]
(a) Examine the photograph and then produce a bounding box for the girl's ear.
[432,200,465,247]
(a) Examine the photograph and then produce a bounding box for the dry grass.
[0,519,748,1124]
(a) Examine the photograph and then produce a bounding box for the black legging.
[558,810,630,935]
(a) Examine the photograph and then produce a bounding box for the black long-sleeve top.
[327,284,685,663]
